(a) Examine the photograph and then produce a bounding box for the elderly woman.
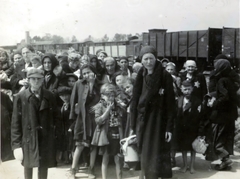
[130,46,175,179]
[99,57,120,85]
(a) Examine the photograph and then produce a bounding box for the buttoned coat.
[11,88,57,168]
[69,80,100,141]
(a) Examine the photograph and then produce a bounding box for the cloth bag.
[192,136,208,154]
[120,135,139,162]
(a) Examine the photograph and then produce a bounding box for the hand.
[88,73,96,84]
[107,102,114,111]
[19,79,28,86]
[207,97,216,107]
[165,132,172,142]
[68,128,72,132]
[14,148,23,161]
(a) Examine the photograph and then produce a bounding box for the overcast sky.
[0,0,239,46]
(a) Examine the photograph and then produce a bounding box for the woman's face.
[43,58,52,72]
[105,60,116,75]
[68,77,77,88]
[141,53,156,72]
[90,58,97,68]
[22,47,31,63]
[82,67,94,81]
[98,52,106,61]
[69,58,79,70]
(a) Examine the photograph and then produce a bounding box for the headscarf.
[42,53,59,72]
[139,46,157,60]
[213,59,231,78]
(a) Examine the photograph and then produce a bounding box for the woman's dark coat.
[11,88,57,168]
[1,92,14,162]
[130,60,175,178]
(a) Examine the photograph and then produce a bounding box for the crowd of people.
[0,45,239,179]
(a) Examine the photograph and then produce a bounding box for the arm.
[95,103,112,125]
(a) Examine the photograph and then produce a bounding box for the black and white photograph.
[0,0,240,179]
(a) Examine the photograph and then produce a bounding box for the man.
[11,68,57,179]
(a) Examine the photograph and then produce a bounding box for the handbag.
[192,136,208,154]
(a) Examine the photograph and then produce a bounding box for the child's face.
[31,59,41,68]
[181,85,193,98]
[166,65,175,75]
[115,75,125,87]
[186,65,196,74]
[59,94,71,103]
[102,92,115,103]
[82,68,95,81]
[119,59,128,70]
[68,77,77,88]
[123,83,133,96]
[28,77,44,90]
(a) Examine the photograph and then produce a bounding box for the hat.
[215,54,228,60]
[98,51,108,57]
[119,56,128,62]
[57,86,72,95]
[139,46,157,60]
[185,60,196,67]
[181,80,193,87]
[66,73,78,81]
[27,68,44,78]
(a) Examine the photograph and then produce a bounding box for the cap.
[27,68,44,78]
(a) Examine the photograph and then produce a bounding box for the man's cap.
[27,68,44,78]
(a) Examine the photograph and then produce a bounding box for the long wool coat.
[69,80,100,141]
[11,88,57,168]
[130,61,175,178]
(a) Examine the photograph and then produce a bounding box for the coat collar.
[26,87,51,111]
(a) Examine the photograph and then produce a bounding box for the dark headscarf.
[213,59,231,78]
[42,53,59,72]
[139,46,157,60]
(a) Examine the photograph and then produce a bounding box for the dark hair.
[42,53,59,71]
[21,45,35,53]
[11,51,22,62]
[79,64,97,79]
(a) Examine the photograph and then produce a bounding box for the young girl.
[68,64,100,179]
[91,83,123,179]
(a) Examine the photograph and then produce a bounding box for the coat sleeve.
[11,94,22,150]
[69,82,79,120]
[163,71,175,133]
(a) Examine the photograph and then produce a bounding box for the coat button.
[27,125,31,130]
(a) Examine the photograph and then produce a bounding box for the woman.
[130,46,175,179]
[100,57,120,85]
[42,53,59,93]
[68,64,100,179]
[201,59,239,170]
[89,54,104,81]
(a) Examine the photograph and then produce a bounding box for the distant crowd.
[1,45,239,179]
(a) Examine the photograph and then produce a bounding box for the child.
[68,64,100,179]
[91,83,123,179]
[66,73,78,88]
[175,80,202,174]
[179,60,207,101]
[57,86,74,164]
[11,68,57,179]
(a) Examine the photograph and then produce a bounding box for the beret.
[139,46,157,60]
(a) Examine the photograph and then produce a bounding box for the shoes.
[79,163,88,170]
[214,158,233,171]
[66,168,76,179]
[88,167,96,179]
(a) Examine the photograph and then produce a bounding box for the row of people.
[1,45,239,179]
